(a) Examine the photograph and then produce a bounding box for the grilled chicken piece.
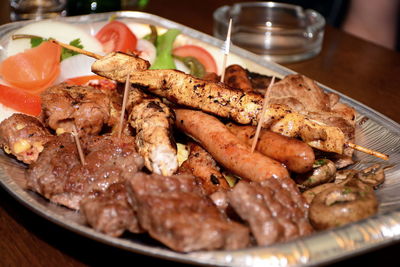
[0,114,53,164]
[92,54,349,154]
[126,87,178,176]
[179,142,230,195]
[41,83,112,136]
[91,52,150,78]
[117,70,345,153]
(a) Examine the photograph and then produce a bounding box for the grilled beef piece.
[227,179,313,246]
[41,83,112,136]
[126,172,250,252]
[26,134,144,210]
[0,114,52,164]
[80,182,143,237]
[179,142,229,195]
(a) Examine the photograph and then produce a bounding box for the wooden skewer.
[72,125,86,165]
[346,142,389,160]
[251,76,276,153]
[118,73,131,138]
[220,18,233,83]
[49,38,389,161]
[49,39,103,59]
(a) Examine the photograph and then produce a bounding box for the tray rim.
[0,10,399,267]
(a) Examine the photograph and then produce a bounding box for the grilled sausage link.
[224,64,253,92]
[226,123,315,173]
[179,142,230,195]
[175,109,290,183]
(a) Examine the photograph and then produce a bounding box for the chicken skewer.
[52,40,388,160]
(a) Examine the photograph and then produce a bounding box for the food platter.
[0,11,400,267]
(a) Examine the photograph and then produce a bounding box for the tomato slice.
[172,45,218,74]
[95,20,137,53]
[0,84,41,116]
[0,41,61,94]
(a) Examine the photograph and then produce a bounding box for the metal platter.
[0,11,399,267]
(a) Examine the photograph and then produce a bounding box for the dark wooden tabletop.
[1,1,400,267]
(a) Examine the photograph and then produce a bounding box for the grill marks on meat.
[0,114,52,164]
[228,180,313,246]
[126,172,250,252]
[94,68,263,125]
[80,182,143,237]
[179,142,230,195]
[91,52,150,80]
[223,64,253,92]
[26,134,144,210]
[127,87,178,176]
[41,83,112,136]
[93,67,347,154]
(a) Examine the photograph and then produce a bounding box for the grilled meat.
[41,83,112,136]
[227,180,313,246]
[126,172,250,252]
[0,114,52,164]
[80,182,143,237]
[93,67,347,154]
[179,142,230,195]
[223,64,253,92]
[91,51,150,79]
[127,87,178,176]
[26,134,144,210]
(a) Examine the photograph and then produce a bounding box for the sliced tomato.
[0,84,41,116]
[172,45,218,74]
[95,20,137,53]
[0,41,61,94]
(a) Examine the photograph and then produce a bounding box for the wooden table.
[1,1,400,266]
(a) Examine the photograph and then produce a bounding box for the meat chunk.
[26,134,144,210]
[126,172,250,252]
[223,64,253,92]
[227,180,313,246]
[0,113,52,164]
[80,182,143,237]
[127,87,178,176]
[179,142,230,195]
[41,83,112,136]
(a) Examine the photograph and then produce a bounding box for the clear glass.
[213,2,325,63]
[10,0,67,21]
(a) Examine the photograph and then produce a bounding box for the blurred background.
[1,0,399,51]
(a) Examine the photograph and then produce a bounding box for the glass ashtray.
[213,2,325,63]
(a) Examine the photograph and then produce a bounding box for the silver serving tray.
[0,11,399,267]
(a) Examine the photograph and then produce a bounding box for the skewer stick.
[220,18,233,83]
[251,76,276,153]
[72,125,86,165]
[118,73,131,138]
[49,39,103,59]
[346,142,389,160]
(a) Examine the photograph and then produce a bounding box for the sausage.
[175,109,290,183]
[179,142,230,195]
[223,64,253,92]
[226,123,315,173]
